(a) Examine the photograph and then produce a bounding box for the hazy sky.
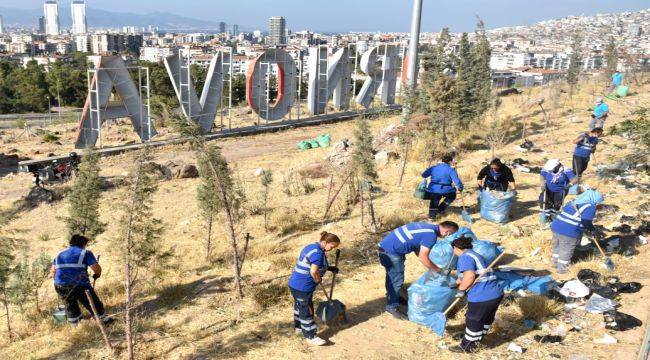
[3,0,649,32]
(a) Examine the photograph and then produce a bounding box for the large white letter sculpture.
[356,45,399,108]
[307,46,353,115]
[246,48,297,121]
[75,56,155,148]
[164,49,229,132]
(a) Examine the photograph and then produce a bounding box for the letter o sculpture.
[246,48,297,121]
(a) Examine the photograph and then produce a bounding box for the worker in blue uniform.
[422,154,464,219]
[539,159,578,221]
[590,98,609,130]
[51,234,111,326]
[448,236,503,354]
[610,72,624,92]
[572,128,603,178]
[550,190,604,273]
[377,221,459,319]
[288,232,341,346]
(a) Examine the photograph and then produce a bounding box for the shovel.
[459,191,473,225]
[539,190,548,226]
[316,249,346,325]
[589,235,615,272]
[429,252,506,336]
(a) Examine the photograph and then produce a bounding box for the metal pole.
[47,96,52,123]
[406,0,423,90]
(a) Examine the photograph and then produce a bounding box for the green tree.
[197,157,222,262]
[8,253,50,313]
[178,120,249,299]
[45,59,88,108]
[470,19,493,119]
[0,207,18,341]
[10,61,49,112]
[231,74,247,105]
[604,36,619,79]
[260,170,273,231]
[62,150,106,240]
[455,32,477,128]
[112,147,166,360]
[352,117,377,182]
[566,34,582,99]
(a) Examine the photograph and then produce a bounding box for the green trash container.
[616,86,629,98]
[308,140,320,149]
[297,141,312,150]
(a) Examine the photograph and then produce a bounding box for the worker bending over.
[476,158,516,192]
[572,128,603,178]
[550,190,604,273]
[51,234,110,326]
[422,154,464,219]
[378,221,459,319]
[590,97,609,131]
[449,236,504,354]
[539,159,578,220]
[288,232,341,346]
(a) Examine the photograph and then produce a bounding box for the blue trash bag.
[472,239,504,265]
[428,227,479,269]
[407,271,457,330]
[479,190,515,224]
[494,271,555,295]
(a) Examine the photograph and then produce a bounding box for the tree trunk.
[206,216,213,262]
[263,189,269,231]
[125,260,134,360]
[359,179,364,225]
[367,182,378,233]
[398,142,410,187]
[2,287,12,342]
[323,172,353,221]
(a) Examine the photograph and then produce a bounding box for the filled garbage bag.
[297,141,312,150]
[472,239,504,265]
[494,271,555,295]
[316,133,332,148]
[428,232,496,270]
[616,86,629,98]
[414,180,427,199]
[407,271,457,330]
[479,190,515,224]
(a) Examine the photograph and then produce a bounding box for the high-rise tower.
[71,0,88,35]
[44,0,60,35]
[268,16,286,46]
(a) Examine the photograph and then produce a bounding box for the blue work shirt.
[457,250,503,303]
[593,103,609,118]
[574,133,599,159]
[379,222,440,256]
[422,163,464,194]
[551,202,597,239]
[612,73,624,86]
[541,169,576,193]
[288,243,328,292]
[53,246,98,286]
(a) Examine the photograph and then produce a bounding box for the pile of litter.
[297,133,331,150]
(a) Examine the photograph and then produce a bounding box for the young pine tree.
[9,253,50,314]
[63,149,106,240]
[455,32,477,128]
[260,170,273,231]
[566,34,583,100]
[113,148,165,360]
[0,208,17,341]
[469,18,493,119]
[197,165,221,263]
[176,118,249,299]
[604,36,619,80]
[352,117,378,230]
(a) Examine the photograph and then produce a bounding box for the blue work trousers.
[290,287,317,339]
[378,251,405,311]
[424,191,457,218]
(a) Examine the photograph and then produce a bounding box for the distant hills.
[0,5,222,30]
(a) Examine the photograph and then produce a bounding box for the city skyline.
[0,0,648,32]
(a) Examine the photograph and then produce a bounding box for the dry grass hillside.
[0,77,649,360]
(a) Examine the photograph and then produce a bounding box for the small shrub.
[42,132,60,143]
[38,233,51,242]
[250,282,290,310]
[516,295,562,322]
[340,234,382,267]
[272,209,315,235]
[281,171,316,196]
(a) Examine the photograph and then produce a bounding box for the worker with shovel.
[539,159,578,222]
[288,231,341,346]
[476,158,516,193]
[448,236,504,354]
[421,153,464,219]
[550,190,605,274]
[572,128,603,178]
[51,234,110,326]
[378,221,459,319]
